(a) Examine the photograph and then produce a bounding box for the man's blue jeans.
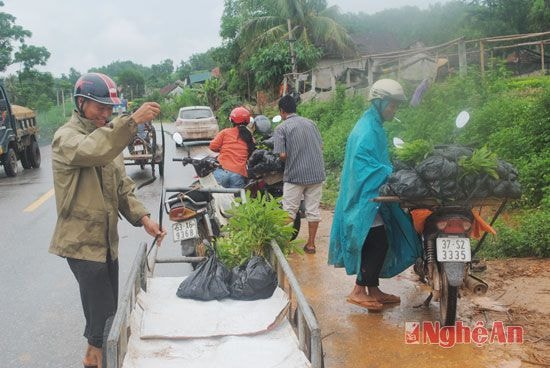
[213,168,246,188]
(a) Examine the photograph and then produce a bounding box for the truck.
[0,82,41,177]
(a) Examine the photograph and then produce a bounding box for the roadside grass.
[37,103,73,145]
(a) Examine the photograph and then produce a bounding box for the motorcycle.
[167,133,243,267]
[380,111,507,325]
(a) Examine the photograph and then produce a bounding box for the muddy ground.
[288,209,550,368]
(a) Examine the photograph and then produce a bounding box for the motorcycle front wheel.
[439,267,458,326]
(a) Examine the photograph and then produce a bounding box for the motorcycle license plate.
[172,219,198,242]
[436,237,471,262]
[133,144,144,152]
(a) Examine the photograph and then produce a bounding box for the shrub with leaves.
[216,193,302,268]
[480,209,550,258]
[458,146,499,179]
[394,139,433,166]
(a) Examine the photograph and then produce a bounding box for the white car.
[174,106,219,142]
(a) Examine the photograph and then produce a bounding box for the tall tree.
[0,1,41,72]
[239,0,356,59]
[147,59,175,88]
[117,69,145,99]
[14,44,50,71]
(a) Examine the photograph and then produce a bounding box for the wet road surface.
[288,210,526,368]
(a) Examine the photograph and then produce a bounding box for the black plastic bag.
[177,242,231,301]
[248,149,267,167]
[432,145,473,162]
[496,159,519,181]
[492,179,522,199]
[417,155,458,181]
[386,170,431,198]
[229,256,278,301]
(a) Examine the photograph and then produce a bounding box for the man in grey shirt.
[273,95,326,254]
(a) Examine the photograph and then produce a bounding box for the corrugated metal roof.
[188,72,211,84]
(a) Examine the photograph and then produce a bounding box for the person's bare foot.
[83,345,102,368]
[368,286,401,304]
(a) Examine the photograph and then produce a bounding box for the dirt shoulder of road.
[288,208,550,368]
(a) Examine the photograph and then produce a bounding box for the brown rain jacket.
[49,111,149,262]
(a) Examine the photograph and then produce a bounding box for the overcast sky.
[2,0,449,77]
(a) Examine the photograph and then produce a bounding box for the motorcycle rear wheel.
[439,268,458,326]
[180,221,208,269]
[291,215,301,241]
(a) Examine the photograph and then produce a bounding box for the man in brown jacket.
[49,73,166,368]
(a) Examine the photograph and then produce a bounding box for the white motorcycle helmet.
[368,79,407,102]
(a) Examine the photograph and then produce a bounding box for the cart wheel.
[102,315,115,367]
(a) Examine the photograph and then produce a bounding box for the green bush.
[298,91,366,171]
[216,193,302,268]
[480,209,550,258]
[159,89,203,122]
[37,103,74,144]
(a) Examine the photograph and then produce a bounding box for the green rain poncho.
[328,106,421,278]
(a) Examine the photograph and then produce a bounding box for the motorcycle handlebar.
[172,157,193,163]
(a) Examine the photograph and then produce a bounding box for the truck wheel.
[29,140,41,168]
[21,147,32,169]
[2,148,18,177]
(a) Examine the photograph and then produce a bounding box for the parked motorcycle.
[167,133,242,267]
[379,111,508,325]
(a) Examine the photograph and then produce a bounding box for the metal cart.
[104,187,324,368]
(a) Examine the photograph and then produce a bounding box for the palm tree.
[239,0,356,68]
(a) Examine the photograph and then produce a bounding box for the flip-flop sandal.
[303,245,316,254]
[346,298,383,312]
[375,294,401,304]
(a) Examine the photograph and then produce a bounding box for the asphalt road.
[0,123,198,367]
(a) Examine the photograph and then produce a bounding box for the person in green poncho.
[328,79,421,311]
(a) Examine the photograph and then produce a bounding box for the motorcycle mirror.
[455,111,470,128]
[393,137,405,149]
[272,115,282,123]
[172,132,184,145]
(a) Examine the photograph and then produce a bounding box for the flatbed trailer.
[104,189,324,368]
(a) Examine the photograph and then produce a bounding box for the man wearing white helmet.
[328,79,421,311]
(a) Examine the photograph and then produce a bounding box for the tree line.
[0,0,548,112]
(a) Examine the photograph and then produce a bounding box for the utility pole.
[61,89,66,117]
[287,18,298,92]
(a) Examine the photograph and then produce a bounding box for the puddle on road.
[288,244,524,368]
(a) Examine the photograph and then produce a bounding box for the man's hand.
[141,215,167,245]
[131,102,161,124]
